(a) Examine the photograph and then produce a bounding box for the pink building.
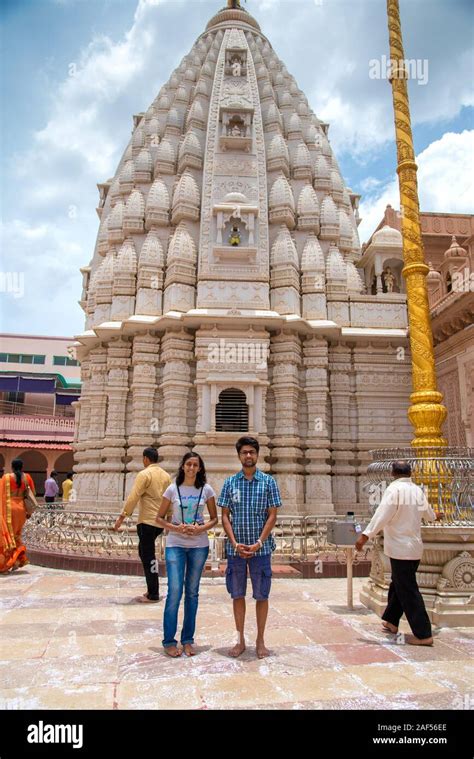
[0,334,80,495]
[362,207,474,446]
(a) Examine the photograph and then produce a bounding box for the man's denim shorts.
[225,554,272,601]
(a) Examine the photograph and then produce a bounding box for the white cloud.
[3,0,182,335]
[263,0,474,157]
[359,176,385,193]
[358,130,474,244]
[0,218,85,334]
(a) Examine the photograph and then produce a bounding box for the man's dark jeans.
[136,523,163,600]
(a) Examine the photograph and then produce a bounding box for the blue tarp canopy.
[0,376,56,393]
[55,393,79,406]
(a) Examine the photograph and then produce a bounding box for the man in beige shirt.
[114,447,171,603]
[356,461,436,646]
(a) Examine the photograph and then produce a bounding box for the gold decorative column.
[386,0,447,447]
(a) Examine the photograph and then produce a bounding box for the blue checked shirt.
[218,469,282,557]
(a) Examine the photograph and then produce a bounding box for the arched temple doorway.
[15,450,48,496]
[54,451,75,494]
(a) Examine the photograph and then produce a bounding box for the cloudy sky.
[1,0,473,337]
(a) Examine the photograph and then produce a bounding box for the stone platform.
[0,566,472,711]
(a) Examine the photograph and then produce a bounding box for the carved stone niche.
[225,48,247,79]
[212,192,259,264]
[220,108,253,152]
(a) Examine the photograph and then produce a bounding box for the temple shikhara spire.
[74,2,414,514]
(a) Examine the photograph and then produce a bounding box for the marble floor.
[0,565,472,710]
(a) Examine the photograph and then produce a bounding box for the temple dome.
[194,78,209,97]
[326,243,346,280]
[301,233,325,272]
[264,102,283,130]
[298,185,320,216]
[347,260,364,294]
[119,160,134,193]
[279,91,292,107]
[270,225,298,266]
[75,1,406,516]
[124,190,145,218]
[427,262,442,283]
[167,223,197,262]
[321,195,338,221]
[269,175,295,211]
[140,230,165,267]
[444,235,468,259]
[145,179,170,227]
[155,139,176,174]
[288,113,303,136]
[172,173,200,207]
[175,86,188,103]
[206,5,261,32]
[372,224,402,246]
[116,238,137,273]
[224,191,248,204]
[179,131,203,165]
[338,210,354,252]
[135,148,153,181]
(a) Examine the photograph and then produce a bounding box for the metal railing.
[367,447,474,523]
[23,509,372,565]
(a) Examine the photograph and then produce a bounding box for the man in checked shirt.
[219,436,282,659]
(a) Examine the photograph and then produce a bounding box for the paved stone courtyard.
[0,565,472,711]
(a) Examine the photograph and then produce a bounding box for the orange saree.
[0,473,34,573]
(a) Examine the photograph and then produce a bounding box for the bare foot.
[134,595,159,604]
[256,641,270,659]
[405,634,433,647]
[228,641,246,658]
[381,621,398,634]
[183,643,196,657]
[164,645,182,657]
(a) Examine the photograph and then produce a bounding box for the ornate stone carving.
[438,551,474,591]
[76,7,423,516]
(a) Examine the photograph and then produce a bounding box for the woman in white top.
[156,452,218,657]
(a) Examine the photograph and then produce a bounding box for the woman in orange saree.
[0,458,35,573]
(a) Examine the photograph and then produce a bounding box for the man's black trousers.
[136,523,163,600]
[382,558,432,639]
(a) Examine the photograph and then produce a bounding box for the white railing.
[0,400,75,417]
[0,414,75,437]
[23,510,372,564]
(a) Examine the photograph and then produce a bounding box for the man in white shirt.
[355,461,436,646]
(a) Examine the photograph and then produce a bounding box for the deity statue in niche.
[383,266,396,293]
[231,122,242,136]
[229,225,241,246]
[232,58,242,77]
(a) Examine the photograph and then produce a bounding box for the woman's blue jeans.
[163,546,209,648]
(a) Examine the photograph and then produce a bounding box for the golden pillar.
[386,0,447,448]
